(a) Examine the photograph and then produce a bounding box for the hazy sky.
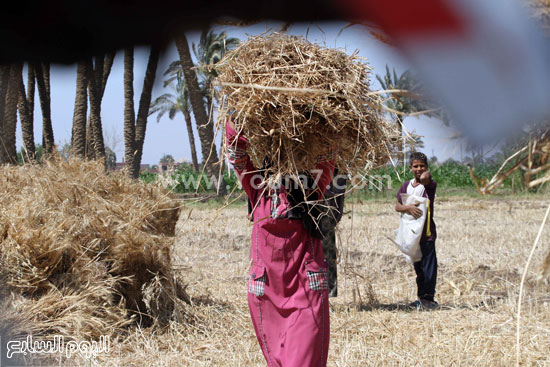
[16,21,468,165]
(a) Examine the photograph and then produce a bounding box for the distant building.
[111,159,188,174]
[111,161,152,173]
[158,161,185,173]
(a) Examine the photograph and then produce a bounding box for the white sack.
[392,193,428,263]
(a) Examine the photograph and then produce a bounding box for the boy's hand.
[406,203,423,219]
[420,171,431,186]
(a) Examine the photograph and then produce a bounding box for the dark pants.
[322,229,338,297]
[413,240,437,302]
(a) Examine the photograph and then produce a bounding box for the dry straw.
[214,33,400,184]
[515,201,550,367]
[0,159,188,345]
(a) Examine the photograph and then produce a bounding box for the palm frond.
[375,74,386,90]
[163,76,178,88]
[376,64,448,124]
[150,104,171,121]
[164,60,183,76]
[168,105,179,120]
[150,93,178,121]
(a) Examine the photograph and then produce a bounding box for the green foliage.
[17,144,43,164]
[353,160,529,198]
[17,144,117,169]
[192,30,240,80]
[152,30,240,121]
[140,164,240,194]
[139,171,157,184]
[140,160,540,197]
[149,67,191,121]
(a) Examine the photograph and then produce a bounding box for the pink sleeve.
[226,121,261,202]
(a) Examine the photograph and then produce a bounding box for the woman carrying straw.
[226,118,334,367]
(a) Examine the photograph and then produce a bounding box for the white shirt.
[406,180,426,198]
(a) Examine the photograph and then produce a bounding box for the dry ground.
[84,197,549,366]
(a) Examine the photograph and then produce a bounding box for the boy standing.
[395,152,438,310]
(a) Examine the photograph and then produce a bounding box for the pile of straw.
[215,33,399,182]
[0,159,187,343]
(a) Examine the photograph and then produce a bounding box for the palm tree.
[131,46,160,178]
[192,30,240,115]
[32,62,55,157]
[71,60,89,158]
[26,65,35,129]
[18,64,36,162]
[123,47,136,171]
[193,30,239,171]
[87,53,115,165]
[0,65,9,164]
[377,65,446,168]
[150,62,199,172]
[159,154,175,164]
[2,63,22,164]
[175,32,227,195]
[123,45,161,179]
[407,133,425,152]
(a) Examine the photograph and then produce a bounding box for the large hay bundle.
[215,33,399,182]
[0,159,187,343]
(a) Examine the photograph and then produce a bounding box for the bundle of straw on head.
[215,33,400,183]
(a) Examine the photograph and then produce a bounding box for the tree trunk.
[18,66,35,162]
[42,62,50,97]
[123,47,136,173]
[26,64,35,129]
[0,65,11,164]
[85,118,95,160]
[101,53,115,97]
[87,54,113,165]
[205,78,226,172]
[183,108,199,172]
[2,63,22,164]
[71,60,89,158]
[33,62,55,157]
[130,46,160,179]
[205,78,213,123]
[175,34,226,195]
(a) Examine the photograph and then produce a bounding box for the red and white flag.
[342,0,550,143]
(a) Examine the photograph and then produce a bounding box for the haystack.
[0,159,187,343]
[215,33,399,184]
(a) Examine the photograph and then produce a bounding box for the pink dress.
[226,123,333,367]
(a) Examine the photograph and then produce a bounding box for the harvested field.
[52,196,550,366]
